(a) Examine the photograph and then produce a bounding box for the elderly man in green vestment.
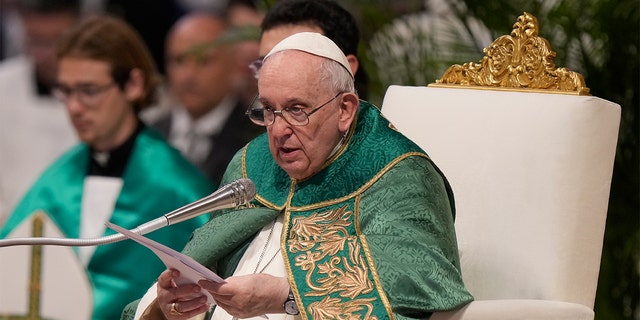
[0,16,214,320]
[124,32,473,320]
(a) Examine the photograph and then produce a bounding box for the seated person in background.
[124,32,472,320]
[223,0,264,106]
[0,15,214,320]
[258,0,369,100]
[151,12,264,186]
[0,0,81,225]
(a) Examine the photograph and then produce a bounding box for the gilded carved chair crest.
[431,12,590,95]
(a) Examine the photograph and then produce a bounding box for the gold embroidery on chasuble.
[287,204,387,320]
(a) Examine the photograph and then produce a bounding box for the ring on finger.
[170,302,183,316]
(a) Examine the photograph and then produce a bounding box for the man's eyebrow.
[56,81,103,87]
[258,97,309,107]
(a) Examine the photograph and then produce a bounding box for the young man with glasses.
[0,15,214,320]
[126,32,472,320]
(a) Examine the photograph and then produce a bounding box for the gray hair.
[318,58,355,94]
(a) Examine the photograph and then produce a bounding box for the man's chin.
[76,133,95,145]
[278,163,312,180]
[183,102,212,117]
[278,162,298,176]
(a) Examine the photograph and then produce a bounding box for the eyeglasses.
[51,83,116,106]
[248,58,263,79]
[246,92,343,127]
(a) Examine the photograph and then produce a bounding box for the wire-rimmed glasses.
[51,82,116,106]
[246,92,343,126]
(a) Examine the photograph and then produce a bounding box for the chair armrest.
[431,300,594,320]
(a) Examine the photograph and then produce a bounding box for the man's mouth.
[73,120,90,131]
[279,147,300,158]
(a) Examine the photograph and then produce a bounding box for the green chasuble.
[0,128,214,320]
[122,102,473,320]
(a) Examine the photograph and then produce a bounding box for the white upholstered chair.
[380,13,621,320]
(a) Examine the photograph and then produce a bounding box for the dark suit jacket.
[150,100,264,186]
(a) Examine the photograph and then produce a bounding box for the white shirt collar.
[168,96,238,164]
[170,95,237,139]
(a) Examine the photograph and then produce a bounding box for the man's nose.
[64,94,85,114]
[269,113,293,136]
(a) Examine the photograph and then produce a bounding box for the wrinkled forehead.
[258,50,325,98]
[259,50,325,87]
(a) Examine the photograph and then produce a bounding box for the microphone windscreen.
[236,178,257,203]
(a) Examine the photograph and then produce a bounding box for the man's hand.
[157,269,211,319]
[199,273,290,319]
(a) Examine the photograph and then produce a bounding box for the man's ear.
[346,54,359,76]
[124,68,145,102]
[338,92,359,133]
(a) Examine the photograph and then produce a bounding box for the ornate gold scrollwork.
[289,205,379,319]
[431,12,590,95]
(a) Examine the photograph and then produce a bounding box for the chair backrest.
[379,13,621,309]
[381,86,619,308]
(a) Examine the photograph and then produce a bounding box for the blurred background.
[0,0,637,319]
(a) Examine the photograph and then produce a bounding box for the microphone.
[0,178,256,248]
[143,177,256,230]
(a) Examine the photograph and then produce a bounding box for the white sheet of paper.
[105,222,223,304]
